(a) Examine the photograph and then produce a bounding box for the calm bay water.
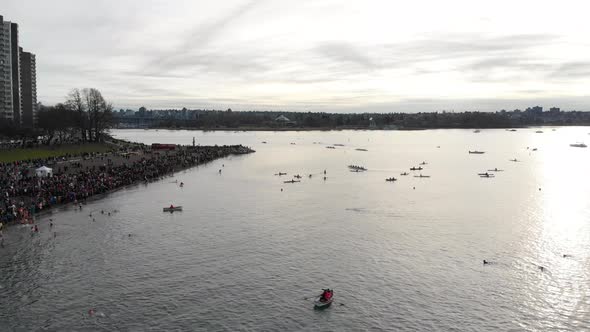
[2,128,590,331]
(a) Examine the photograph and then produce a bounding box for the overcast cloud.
[3,0,590,112]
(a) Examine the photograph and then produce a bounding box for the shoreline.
[0,141,255,227]
[113,124,589,132]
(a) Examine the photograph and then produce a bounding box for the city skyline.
[3,0,590,113]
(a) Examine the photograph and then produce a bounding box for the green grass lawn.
[0,144,113,163]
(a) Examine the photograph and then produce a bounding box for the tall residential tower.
[0,14,36,127]
[20,48,36,127]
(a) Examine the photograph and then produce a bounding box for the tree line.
[0,88,114,145]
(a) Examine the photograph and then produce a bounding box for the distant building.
[549,107,560,113]
[20,48,37,128]
[0,15,37,127]
[0,15,21,123]
[275,115,290,122]
[525,106,543,115]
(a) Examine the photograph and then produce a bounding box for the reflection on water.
[1,128,589,331]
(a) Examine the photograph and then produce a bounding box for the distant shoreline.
[112,124,590,132]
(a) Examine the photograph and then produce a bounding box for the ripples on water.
[1,128,590,331]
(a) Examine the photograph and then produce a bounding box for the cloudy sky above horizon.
[4,0,590,112]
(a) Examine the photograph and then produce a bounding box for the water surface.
[1,128,590,331]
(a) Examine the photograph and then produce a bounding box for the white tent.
[35,166,53,178]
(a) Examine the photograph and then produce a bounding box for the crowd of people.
[0,144,253,225]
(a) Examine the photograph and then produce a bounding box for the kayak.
[163,206,183,212]
[314,296,333,309]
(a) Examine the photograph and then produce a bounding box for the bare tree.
[66,88,88,141]
[82,88,113,142]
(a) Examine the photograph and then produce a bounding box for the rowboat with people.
[314,289,334,309]
[478,172,495,178]
[410,167,423,171]
[385,177,397,182]
[163,205,182,212]
[348,165,367,171]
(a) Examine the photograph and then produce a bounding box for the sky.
[3,0,590,112]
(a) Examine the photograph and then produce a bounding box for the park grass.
[0,143,113,163]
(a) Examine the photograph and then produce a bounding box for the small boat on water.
[163,206,182,212]
[290,143,296,145]
[532,148,538,151]
[473,130,481,133]
[284,180,301,184]
[262,141,267,144]
[469,151,485,154]
[414,174,430,178]
[400,172,409,176]
[478,172,495,178]
[274,172,287,176]
[487,168,504,172]
[419,161,427,165]
[385,177,397,182]
[410,167,423,171]
[509,158,519,162]
[326,146,336,149]
[570,143,587,148]
[355,148,368,151]
[508,129,517,132]
[348,165,367,171]
[333,144,345,147]
[536,130,544,133]
[314,289,334,309]
[294,174,302,179]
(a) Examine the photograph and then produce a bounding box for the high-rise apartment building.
[0,15,15,121]
[0,14,36,127]
[20,48,36,128]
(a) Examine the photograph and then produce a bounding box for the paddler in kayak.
[320,289,333,302]
[169,204,174,209]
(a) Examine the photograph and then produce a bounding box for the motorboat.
[570,143,587,148]
[473,130,481,133]
[274,172,287,176]
[410,167,423,171]
[355,148,368,151]
[468,151,485,154]
[284,180,301,184]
